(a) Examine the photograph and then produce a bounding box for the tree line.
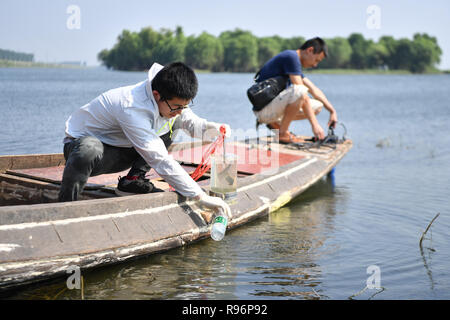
[98,26,442,73]
[0,49,34,62]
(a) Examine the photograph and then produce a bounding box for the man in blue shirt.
[253,37,338,144]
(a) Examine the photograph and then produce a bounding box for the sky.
[1,0,449,69]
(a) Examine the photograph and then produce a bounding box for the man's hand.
[312,123,325,140]
[205,122,231,140]
[220,123,232,138]
[196,192,232,222]
[328,111,338,129]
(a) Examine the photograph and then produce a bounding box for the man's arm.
[289,74,325,139]
[302,77,338,128]
[116,114,231,222]
[179,109,231,141]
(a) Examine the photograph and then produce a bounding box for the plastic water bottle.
[210,209,228,241]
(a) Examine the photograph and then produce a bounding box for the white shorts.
[254,84,323,124]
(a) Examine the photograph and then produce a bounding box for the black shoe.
[115,175,164,196]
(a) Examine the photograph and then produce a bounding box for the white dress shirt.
[64,63,208,197]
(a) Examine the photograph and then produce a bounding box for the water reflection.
[419,213,440,291]
[6,176,348,300]
[233,176,348,299]
[5,241,241,300]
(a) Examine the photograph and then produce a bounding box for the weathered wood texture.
[0,154,65,172]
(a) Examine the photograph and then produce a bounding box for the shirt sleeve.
[178,108,208,139]
[282,52,304,78]
[114,107,204,198]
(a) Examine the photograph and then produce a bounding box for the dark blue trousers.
[58,133,172,201]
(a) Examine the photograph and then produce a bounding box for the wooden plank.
[5,164,205,189]
[52,218,131,255]
[0,225,67,261]
[0,154,65,172]
[0,173,115,206]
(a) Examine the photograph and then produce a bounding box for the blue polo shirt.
[257,50,304,82]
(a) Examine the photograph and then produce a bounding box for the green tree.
[367,42,389,68]
[378,36,397,69]
[185,32,224,71]
[257,36,282,67]
[410,33,442,72]
[111,30,143,71]
[348,33,372,69]
[97,27,442,73]
[387,37,436,72]
[281,36,305,51]
[137,27,163,69]
[219,29,258,72]
[392,38,415,70]
[0,49,34,62]
[97,49,111,68]
[152,26,186,65]
[320,37,352,68]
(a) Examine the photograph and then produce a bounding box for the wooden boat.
[0,136,352,290]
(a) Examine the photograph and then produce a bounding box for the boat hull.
[0,138,352,290]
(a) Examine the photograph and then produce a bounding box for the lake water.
[1,67,449,300]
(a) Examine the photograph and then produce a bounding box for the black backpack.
[247,71,288,112]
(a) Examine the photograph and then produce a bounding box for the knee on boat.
[73,136,104,164]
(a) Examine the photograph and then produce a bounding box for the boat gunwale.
[0,140,352,225]
[0,155,315,224]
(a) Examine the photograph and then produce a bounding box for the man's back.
[257,50,304,82]
[65,80,153,148]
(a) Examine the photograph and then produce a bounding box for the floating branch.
[419,213,440,249]
[348,285,386,300]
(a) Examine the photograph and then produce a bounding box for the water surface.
[1,67,449,299]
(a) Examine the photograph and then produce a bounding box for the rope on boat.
[289,122,348,153]
[190,125,226,181]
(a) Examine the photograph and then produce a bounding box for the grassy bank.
[306,68,449,75]
[0,59,85,69]
[306,68,411,75]
[197,68,448,75]
[2,60,448,74]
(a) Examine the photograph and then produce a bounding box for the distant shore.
[305,68,449,75]
[197,68,449,75]
[1,60,448,74]
[0,59,86,69]
[195,67,449,75]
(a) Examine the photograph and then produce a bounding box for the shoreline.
[1,60,448,75]
[0,59,87,69]
[198,68,449,75]
[192,68,449,75]
[305,68,448,75]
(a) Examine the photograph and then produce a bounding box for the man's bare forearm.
[302,96,320,127]
[308,86,335,114]
[302,78,335,113]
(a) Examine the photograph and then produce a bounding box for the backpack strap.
[253,70,261,82]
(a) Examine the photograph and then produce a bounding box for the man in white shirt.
[59,62,231,220]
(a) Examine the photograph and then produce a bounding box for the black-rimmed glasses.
[164,99,194,112]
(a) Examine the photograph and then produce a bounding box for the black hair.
[299,37,328,57]
[151,62,198,101]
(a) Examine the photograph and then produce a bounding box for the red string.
[190,125,226,181]
[168,125,226,191]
